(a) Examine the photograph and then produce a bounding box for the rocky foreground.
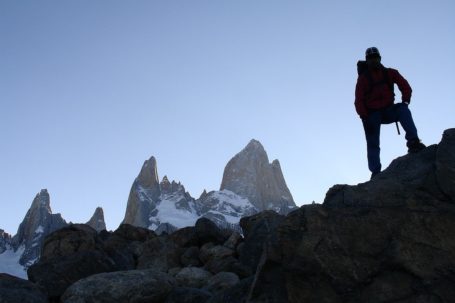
[1,128,454,303]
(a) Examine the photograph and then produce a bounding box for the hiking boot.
[407,139,426,153]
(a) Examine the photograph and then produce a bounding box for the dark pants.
[362,103,419,174]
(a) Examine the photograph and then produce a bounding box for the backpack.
[357,60,395,96]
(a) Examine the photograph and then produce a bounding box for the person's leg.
[383,104,425,152]
[362,111,382,176]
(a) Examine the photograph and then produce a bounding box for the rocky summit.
[2,128,453,303]
[122,139,296,233]
[10,189,68,268]
[0,193,108,279]
[85,207,106,232]
[220,139,296,212]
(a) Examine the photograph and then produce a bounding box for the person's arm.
[389,68,412,103]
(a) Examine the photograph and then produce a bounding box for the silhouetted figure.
[355,47,425,179]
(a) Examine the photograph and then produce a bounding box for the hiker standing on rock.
[355,47,425,179]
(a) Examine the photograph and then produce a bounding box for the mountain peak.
[86,207,106,232]
[245,139,264,150]
[220,140,295,211]
[12,190,67,267]
[137,156,159,189]
[30,189,51,213]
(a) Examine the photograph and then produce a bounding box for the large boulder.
[61,269,175,303]
[238,210,285,272]
[249,203,455,302]
[204,271,240,294]
[195,218,229,245]
[28,250,117,301]
[169,226,199,248]
[164,287,212,303]
[205,276,254,303]
[40,224,98,261]
[101,224,156,270]
[0,273,48,303]
[28,224,118,300]
[175,267,213,288]
[436,128,455,199]
[136,235,182,271]
[247,129,455,303]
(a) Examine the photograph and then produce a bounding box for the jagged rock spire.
[12,189,67,267]
[220,139,295,211]
[123,156,162,228]
[86,207,106,232]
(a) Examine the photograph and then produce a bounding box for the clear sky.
[1,1,454,233]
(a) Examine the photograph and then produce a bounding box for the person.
[355,47,425,179]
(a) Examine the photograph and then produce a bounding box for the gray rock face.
[123,156,161,227]
[246,129,455,303]
[123,140,296,232]
[436,128,455,198]
[0,229,11,254]
[323,130,455,209]
[27,224,118,300]
[86,207,106,232]
[12,189,68,267]
[123,157,199,230]
[123,158,257,233]
[220,139,296,212]
[175,267,213,288]
[0,273,48,303]
[61,269,176,303]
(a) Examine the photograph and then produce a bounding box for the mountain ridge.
[1,128,453,302]
[0,138,295,277]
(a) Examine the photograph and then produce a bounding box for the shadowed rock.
[61,269,175,303]
[247,128,455,303]
[0,273,47,303]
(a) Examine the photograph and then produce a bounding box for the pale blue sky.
[1,1,454,233]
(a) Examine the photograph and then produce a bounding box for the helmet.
[365,47,381,59]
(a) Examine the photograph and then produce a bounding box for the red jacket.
[354,66,412,118]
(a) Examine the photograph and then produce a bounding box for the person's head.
[365,47,381,69]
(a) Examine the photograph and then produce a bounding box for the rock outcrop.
[0,229,11,254]
[11,189,68,267]
[247,128,455,302]
[0,273,48,303]
[220,139,296,212]
[85,207,106,232]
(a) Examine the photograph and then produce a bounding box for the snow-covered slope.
[0,244,27,279]
[123,155,259,233]
[123,139,296,233]
[197,189,257,231]
[0,191,104,279]
[147,181,200,231]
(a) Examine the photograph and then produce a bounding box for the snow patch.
[35,225,44,234]
[0,245,27,279]
[154,194,199,229]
